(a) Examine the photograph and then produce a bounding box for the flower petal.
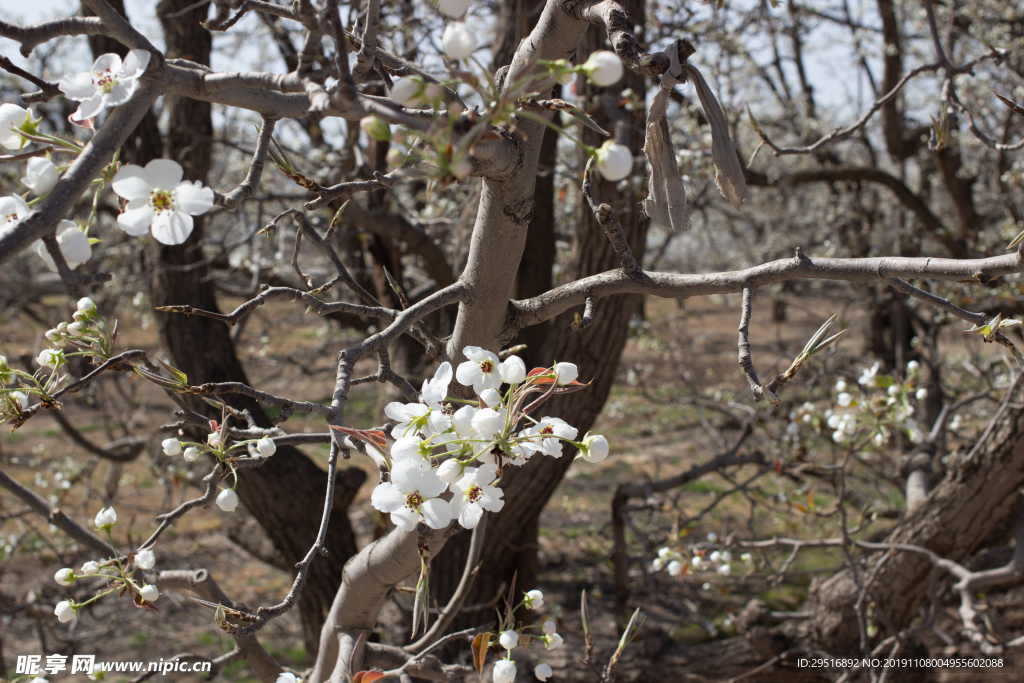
[120,49,151,78]
[417,470,447,498]
[175,181,214,215]
[92,53,122,74]
[112,164,153,200]
[72,94,107,122]
[421,498,452,529]
[104,80,135,107]
[458,502,483,528]
[117,205,154,236]
[144,159,184,190]
[58,73,97,101]
[151,210,194,245]
[391,506,420,531]
[34,240,57,272]
[455,361,480,388]
[370,482,405,512]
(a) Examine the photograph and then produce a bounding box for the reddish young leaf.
[472,631,492,674]
[353,671,387,683]
[330,425,388,450]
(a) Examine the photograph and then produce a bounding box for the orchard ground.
[1,288,1019,682]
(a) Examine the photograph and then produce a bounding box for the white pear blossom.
[595,140,633,181]
[437,459,462,483]
[385,401,430,438]
[835,379,847,392]
[0,104,38,149]
[450,463,504,528]
[162,438,182,456]
[916,388,928,401]
[78,297,96,314]
[36,348,65,369]
[580,433,609,463]
[276,674,301,683]
[58,49,151,122]
[718,563,732,576]
[11,391,29,410]
[134,549,156,570]
[500,355,526,384]
[691,555,702,567]
[81,561,101,576]
[95,506,117,529]
[55,568,74,586]
[837,392,852,407]
[858,362,880,388]
[667,560,682,577]
[54,600,76,623]
[545,633,563,650]
[721,550,732,562]
[257,437,277,457]
[887,385,900,397]
[457,346,502,394]
[0,194,30,233]
[707,532,718,542]
[139,584,159,602]
[521,417,577,458]
[534,663,552,681]
[542,619,557,635]
[371,459,452,531]
[422,362,453,409]
[907,360,920,373]
[22,157,60,194]
[183,447,200,462]
[67,322,85,336]
[438,0,471,18]
[582,50,623,86]
[217,488,239,512]
[442,23,477,61]
[390,77,424,107]
[493,660,516,683]
[524,589,544,609]
[391,435,432,463]
[499,629,519,650]
[741,553,752,563]
[112,159,214,245]
[471,408,504,439]
[33,222,93,272]
[479,387,502,408]
[554,361,579,385]
[710,551,721,563]
[452,405,477,439]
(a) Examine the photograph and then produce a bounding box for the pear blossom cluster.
[651,534,751,582]
[160,420,278,513]
[366,350,609,533]
[782,360,930,449]
[488,589,563,682]
[1,298,115,424]
[51,506,161,624]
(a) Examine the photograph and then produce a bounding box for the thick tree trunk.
[145,0,365,660]
[808,375,1024,652]
[434,0,649,626]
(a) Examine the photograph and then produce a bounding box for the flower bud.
[67,322,85,336]
[534,663,553,681]
[542,619,557,635]
[161,438,182,456]
[54,568,74,586]
[81,561,100,576]
[524,589,544,609]
[134,548,156,570]
[494,660,516,683]
[390,77,424,108]
[438,0,470,18]
[54,599,76,623]
[499,629,519,650]
[360,116,392,142]
[217,488,239,512]
[718,563,732,576]
[77,297,96,314]
[580,433,609,463]
[437,459,462,484]
[500,355,526,385]
[554,361,578,385]
[140,584,159,602]
[582,50,623,87]
[183,446,200,462]
[442,23,476,61]
[594,141,633,182]
[256,437,277,457]
[11,391,28,410]
[95,506,117,530]
[45,329,61,342]
[478,387,501,408]
[21,157,60,195]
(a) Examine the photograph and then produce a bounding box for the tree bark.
[808,374,1024,652]
[434,0,649,627]
[148,0,365,660]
